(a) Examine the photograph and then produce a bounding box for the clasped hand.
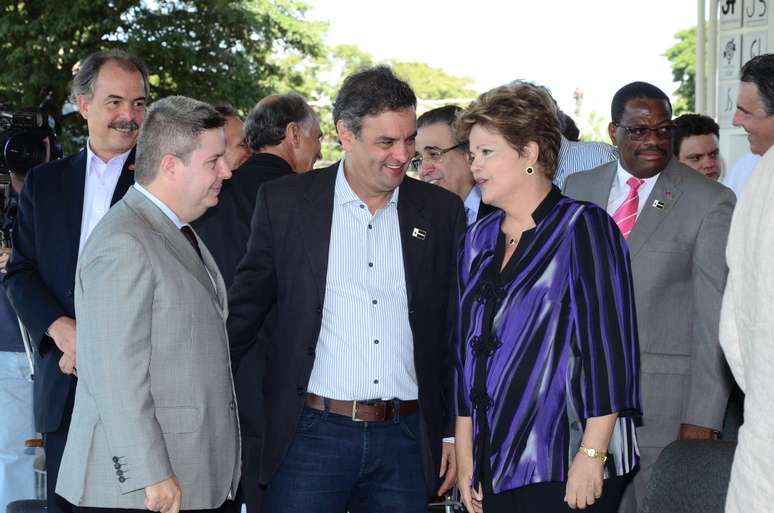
[564,452,604,510]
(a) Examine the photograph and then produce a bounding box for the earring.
[525,166,534,175]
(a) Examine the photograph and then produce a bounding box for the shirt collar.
[86,140,132,174]
[464,185,482,212]
[531,185,563,225]
[334,158,400,207]
[133,183,186,229]
[614,159,659,189]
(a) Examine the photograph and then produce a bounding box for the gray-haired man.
[4,48,148,513]
[56,96,240,513]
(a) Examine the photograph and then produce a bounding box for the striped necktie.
[613,177,645,239]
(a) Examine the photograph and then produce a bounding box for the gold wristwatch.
[578,443,608,463]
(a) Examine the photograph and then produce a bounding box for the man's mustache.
[109,120,140,131]
[635,146,667,156]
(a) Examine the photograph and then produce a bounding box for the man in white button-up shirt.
[4,49,148,513]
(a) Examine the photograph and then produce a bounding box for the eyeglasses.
[613,123,675,141]
[410,144,461,171]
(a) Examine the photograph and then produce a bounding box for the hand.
[678,423,716,440]
[48,316,76,358]
[58,353,77,376]
[0,248,11,273]
[564,452,604,509]
[458,479,483,513]
[436,441,457,496]
[144,476,181,513]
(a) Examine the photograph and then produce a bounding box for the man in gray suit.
[56,96,240,513]
[564,82,735,512]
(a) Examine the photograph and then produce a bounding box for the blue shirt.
[553,137,619,189]
[306,160,417,401]
[455,187,641,493]
[463,186,483,227]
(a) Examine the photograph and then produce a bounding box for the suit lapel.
[589,162,617,208]
[627,159,684,257]
[300,164,337,304]
[64,150,87,264]
[198,234,228,316]
[123,188,216,299]
[111,146,136,205]
[397,178,429,305]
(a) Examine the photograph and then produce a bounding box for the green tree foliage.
[664,27,696,115]
[390,61,475,100]
[0,0,326,151]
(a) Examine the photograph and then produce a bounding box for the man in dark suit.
[414,105,495,225]
[194,92,321,513]
[228,66,465,513]
[4,49,148,513]
[563,82,734,513]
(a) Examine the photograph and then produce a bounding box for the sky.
[305,0,697,129]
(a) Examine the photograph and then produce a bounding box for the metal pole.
[696,0,707,113]
[708,0,719,118]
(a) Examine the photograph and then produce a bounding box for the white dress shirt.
[78,143,131,254]
[606,160,659,217]
[463,185,482,226]
[306,159,418,401]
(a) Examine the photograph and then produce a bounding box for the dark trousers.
[262,406,427,513]
[44,390,75,513]
[483,474,631,513]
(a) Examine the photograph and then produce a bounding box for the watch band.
[578,442,608,463]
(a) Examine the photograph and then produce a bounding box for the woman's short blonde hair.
[456,83,561,179]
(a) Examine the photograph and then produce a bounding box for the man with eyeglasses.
[564,81,735,513]
[414,105,495,226]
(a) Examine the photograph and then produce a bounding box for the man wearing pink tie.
[564,82,736,513]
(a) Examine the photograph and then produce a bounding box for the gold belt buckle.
[351,401,365,422]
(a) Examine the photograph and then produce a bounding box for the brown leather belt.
[304,393,418,422]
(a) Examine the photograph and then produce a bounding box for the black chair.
[641,439,737,513]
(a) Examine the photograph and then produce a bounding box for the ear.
[523,141,540,167]
[285,122,301,148]
[608,122,618,146]
[336,120,355,152]
[77,95,91,121]
[158,154,180,181]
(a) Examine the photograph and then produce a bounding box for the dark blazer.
[227,162,466,494]
[4,148,135,432]
[194,152,294,289]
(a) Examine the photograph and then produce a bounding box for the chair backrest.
[641,440,737,513]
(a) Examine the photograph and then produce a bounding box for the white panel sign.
[743,0,769,27]
[719,81,740,128]
[720,0,743,28]
[743,31,768,65]
[720,33,742,79]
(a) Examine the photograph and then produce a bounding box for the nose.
[418,159,436,179]
[731,109,742,128]
[218,157,232,180]
[392,140,414,165]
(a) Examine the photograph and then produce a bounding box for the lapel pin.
[665,191,672,198]
[412,227,427,240]
[652,200,665,209]
[127,164,135,172]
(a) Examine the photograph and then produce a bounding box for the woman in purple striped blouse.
[453,84,641,513]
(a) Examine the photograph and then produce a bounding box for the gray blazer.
[564,158,735,449]
[56,187,240,509]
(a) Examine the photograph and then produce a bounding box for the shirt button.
[368,224,373,229]
[118,477,126,483]
[368,262,373,268]
[374,339,379,344]
[360,204,365,209]
[372,299,377,305]
[373,379,379,384]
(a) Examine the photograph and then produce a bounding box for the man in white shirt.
[4,49,148,513]
[564,81,735,513]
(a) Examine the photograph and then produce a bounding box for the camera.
[0,109,63,176]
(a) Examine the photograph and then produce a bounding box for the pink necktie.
[613,177,645,239]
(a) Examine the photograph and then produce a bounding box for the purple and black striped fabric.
[454,187,641,494]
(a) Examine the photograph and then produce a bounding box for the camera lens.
[3,132,47,175]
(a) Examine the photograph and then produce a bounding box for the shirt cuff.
[443,437,455,444]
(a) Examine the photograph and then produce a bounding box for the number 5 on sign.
[744,0,768,26]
